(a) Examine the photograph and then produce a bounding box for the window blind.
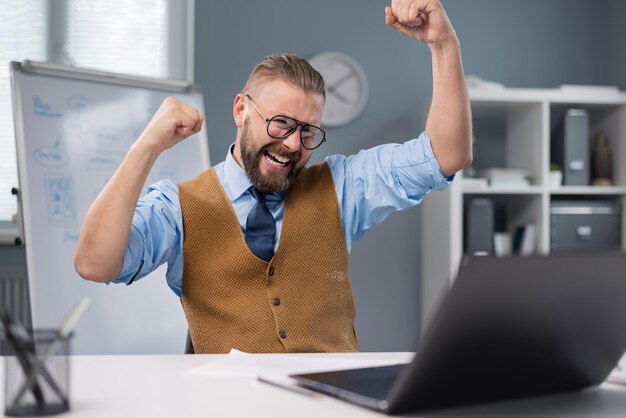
[1,0,172,228]
[0,1,48,223]
[65,0,168,79]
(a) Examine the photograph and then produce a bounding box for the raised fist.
[385,0,457,49]
[139,96,204,153]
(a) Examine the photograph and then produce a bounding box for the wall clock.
[309,51,368,127]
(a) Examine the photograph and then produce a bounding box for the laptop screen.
[386,252,626,412]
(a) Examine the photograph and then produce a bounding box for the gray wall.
[0,245,26,268]
[606,0,626,89]
[450,0,609,88]
[194,0,622,351]
[3,0,624,352]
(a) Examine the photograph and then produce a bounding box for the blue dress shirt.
[113,131,452,297]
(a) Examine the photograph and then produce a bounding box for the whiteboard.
[11,61,210,354]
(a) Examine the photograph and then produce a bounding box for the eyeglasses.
[245,94,326,150]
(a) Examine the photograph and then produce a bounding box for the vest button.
[272,297,281,306]
[268,266,275,276]
[279,330,287,339]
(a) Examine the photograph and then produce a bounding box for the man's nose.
[281,128,301,152]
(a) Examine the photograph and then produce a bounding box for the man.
[75,0,472,353]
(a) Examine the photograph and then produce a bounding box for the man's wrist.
[430,34,459,51]
[127,140,161,174]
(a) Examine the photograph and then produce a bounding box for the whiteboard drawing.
[12,61,209,354]
[33,95,62,119]
[132,106,157,138]
[147,165,179,185]
[63,115,92,134]
[67,95,93,112]
[63,230,79,244]
[45,174,77,227]
[33,145,69,168]
[94,126,123,149]
[85,152,123,171]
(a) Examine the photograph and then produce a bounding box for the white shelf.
[468,87,547,104]
[463,186,544,195]
[420,86,626,327]
[469,86,626,106]
[550,186,626,195]
[463,186,626,195]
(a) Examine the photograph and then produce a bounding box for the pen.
[257,376,321,399]
[42,297,91,359]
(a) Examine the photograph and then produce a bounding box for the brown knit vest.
[178,162,359,353]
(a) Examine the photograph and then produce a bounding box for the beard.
[239,119,307,193]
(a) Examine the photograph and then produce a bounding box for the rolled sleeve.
[109,180,183,294]
[110,225,145,285]
[328,131,454,250]
[394,131,454,196]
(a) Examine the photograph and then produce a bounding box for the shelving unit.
[420,86,626,324]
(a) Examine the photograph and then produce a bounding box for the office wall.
[0,245,26,268]
[449,0,608,88]
[194,0,615,351]
[1,0,619,352]
[605,0,626,90]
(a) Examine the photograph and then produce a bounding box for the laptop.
[291,252,626,414]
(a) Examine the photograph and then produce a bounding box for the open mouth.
[263,149,291,168]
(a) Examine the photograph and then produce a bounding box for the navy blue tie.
[245,188,275,261]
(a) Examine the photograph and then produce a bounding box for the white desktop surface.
[3,352,626,417]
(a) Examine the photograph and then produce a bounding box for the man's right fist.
[139,96,204,153]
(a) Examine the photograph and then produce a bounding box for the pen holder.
[3,329,71,416]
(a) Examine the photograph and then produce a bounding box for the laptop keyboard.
[300,364,404,401]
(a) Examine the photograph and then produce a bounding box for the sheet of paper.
[186,349,408,381]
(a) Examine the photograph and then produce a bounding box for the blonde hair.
[242,54,325,99]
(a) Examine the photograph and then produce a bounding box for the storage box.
[464,198,495,256]
[550,201,621,252]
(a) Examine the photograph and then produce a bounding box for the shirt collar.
[223,144,252,201]
[222,144,285,202]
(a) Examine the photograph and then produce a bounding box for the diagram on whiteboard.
[29,92,184,230]
[12,60,210,354]
[45,174,77,227]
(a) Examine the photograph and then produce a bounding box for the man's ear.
[233,94,245,128]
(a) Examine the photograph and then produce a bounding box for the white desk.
[3,353,626,417]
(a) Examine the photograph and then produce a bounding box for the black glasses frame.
[244,94,326,150]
